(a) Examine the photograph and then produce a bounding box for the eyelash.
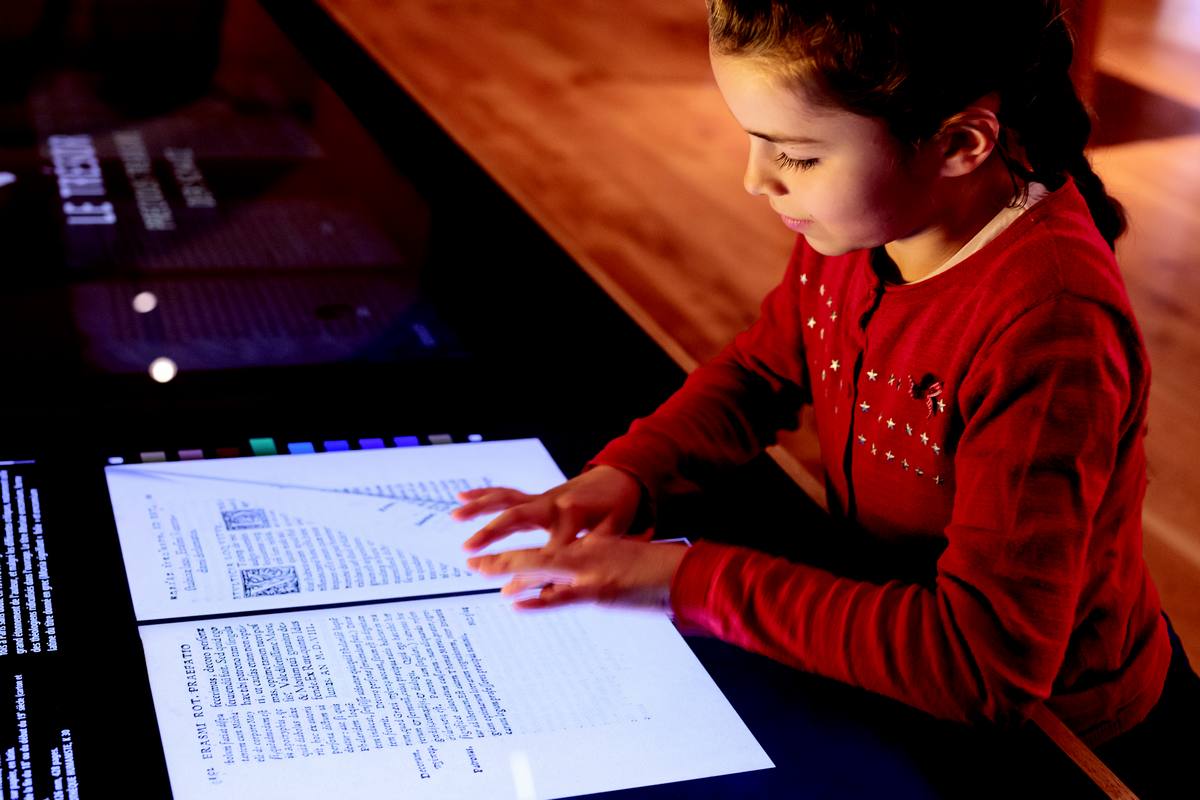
[774,153,820,172]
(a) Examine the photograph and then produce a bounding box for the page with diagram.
[105,440,561,621]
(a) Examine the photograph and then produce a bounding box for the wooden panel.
[317,0,795,374]
[1096,0,1200,108]
[1092,133,1200,667]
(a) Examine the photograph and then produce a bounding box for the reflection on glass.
[3,0,451,381]
[131,291,158,313]
[509,750,537,800]
[148,356,178,383]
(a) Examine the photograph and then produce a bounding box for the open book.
[106,439,771,799]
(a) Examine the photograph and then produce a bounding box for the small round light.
[148,357,178,383]
[107,456,125,465]
[132,291,158,313]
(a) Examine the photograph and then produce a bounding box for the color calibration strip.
[110,433,486,465]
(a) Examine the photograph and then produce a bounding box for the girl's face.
[710,52,939,256]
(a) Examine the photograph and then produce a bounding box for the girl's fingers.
[547,502,589,547]
[451,488,532,520]
[467,547,555,576]
[461,505,548,551]
[587,512,635,539]
[499,576,548,596]
[514,583,588,610]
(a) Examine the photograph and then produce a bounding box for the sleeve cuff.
[668,540,737,633]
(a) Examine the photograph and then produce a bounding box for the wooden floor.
[320,0,1200,669]
[1090,0,1200,667]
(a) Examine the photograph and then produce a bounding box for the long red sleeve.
[591,180,1170,745]
[590,236,811,505]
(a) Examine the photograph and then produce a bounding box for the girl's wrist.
[655,542,690,609]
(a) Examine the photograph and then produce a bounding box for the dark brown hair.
[707,0,1126,249]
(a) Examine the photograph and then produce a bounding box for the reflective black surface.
[0,1,1105,797]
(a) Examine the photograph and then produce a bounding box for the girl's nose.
[743,157,787,198]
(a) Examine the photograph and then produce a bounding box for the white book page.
[105,440,561,620]
[139,594,772,799]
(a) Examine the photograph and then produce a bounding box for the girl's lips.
[779,214,813,233]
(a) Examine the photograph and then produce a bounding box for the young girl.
[454,1,1198,793]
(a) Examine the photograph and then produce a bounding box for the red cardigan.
[590,180,1170,745]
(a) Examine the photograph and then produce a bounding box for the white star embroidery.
[830,359,840,372]
[934,475,944,485]
[901,458,909,470]
[876,415,883,423]
[931,443,941,455]
[905,423,913,436]
[916,468,925,476]
[826,297,833,308]
[819,284,825,296]
[857,434,867,444]
[867,370,878,381]
[807,317,817,329]
[859,401,870,412]
[888,374,897,386]
[920,432,929,445]
[938,398,947,413]
[830,311,838,321]
[885,451,895,461]
[886,418,896,430]
[800,273,808,285]
[871,444,878,456]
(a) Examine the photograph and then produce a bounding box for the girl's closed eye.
[774,153,819,172]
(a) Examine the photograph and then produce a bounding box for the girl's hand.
[466,536,688,610]
[455,465,646,551]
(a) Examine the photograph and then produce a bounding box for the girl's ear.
[935,93,1002,178]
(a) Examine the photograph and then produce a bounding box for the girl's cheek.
[812,185,854,224]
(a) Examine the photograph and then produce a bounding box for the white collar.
[908,181,1049,284]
